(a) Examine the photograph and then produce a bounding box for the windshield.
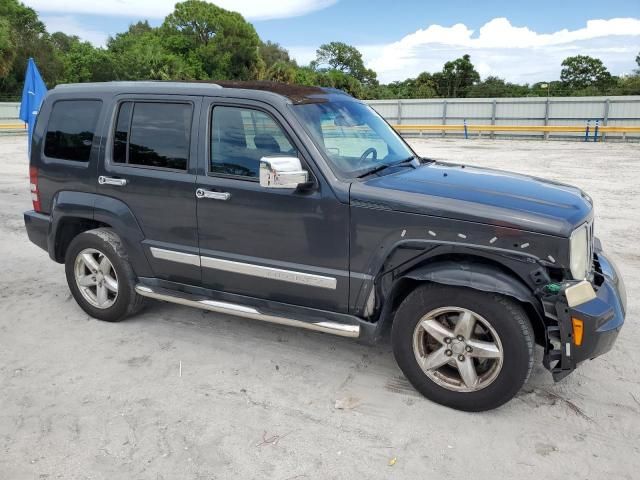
[291,100,415,177]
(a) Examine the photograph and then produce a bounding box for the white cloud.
[25,0,337,21]
[41,15,110,47]
[360,17,640,83]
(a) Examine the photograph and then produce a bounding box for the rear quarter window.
[44,100,102,162]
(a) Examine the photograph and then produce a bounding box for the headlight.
[570,226,589,280]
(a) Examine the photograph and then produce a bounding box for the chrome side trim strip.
[150,247,200,267]
[200,256,337,290]
[135,285,360,338]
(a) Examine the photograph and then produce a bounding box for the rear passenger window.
[112,102,192,170]
[44,100,102,162]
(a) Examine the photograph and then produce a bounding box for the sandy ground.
[1,135,639,480]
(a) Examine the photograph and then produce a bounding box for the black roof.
[53,80,351,105]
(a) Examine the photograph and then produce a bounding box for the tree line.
[1,0,639,101]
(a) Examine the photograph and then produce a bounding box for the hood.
[350,162,593,237]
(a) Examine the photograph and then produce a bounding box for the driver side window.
[210,106,297,179]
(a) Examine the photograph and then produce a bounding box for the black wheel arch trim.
[48,190,153,277]
[371,258,547,344]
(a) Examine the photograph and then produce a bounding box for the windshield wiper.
[357,163,394,178]
[356,156,419,178]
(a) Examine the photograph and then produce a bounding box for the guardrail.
[391,124,640,141]
[0,122,26,132]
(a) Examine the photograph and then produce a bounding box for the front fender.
[404,259,537,305]
[373,259,546,343]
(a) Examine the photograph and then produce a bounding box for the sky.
[24,0,640,84]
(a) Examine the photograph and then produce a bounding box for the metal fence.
[365,96,640,140]
[0,102,24,134]
[3,96,640,140]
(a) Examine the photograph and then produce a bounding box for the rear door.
[97,95,202,284]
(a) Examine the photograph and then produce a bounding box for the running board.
[135,284,360,338]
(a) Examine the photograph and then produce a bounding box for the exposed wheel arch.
[374,256,547,347]
[53,217,110,263]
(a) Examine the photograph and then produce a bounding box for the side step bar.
[135,284,361,338]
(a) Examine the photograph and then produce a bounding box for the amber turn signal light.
[571,318,584,346]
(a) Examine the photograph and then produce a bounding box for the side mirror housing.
[259,156,309,189]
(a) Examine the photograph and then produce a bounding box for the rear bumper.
[24,210,50,253]
[544,250,626,380]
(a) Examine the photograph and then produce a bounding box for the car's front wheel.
[392,283,534,411]
[65,228,145,322]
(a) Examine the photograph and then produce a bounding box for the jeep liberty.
[24,81,626,411]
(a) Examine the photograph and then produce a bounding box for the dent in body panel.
[348,205,569,316]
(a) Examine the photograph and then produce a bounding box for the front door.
[195,98,350,312]
[97,95,202,284]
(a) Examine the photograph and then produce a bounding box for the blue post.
[463,119,468,139]
[584,121,590,142]
[593,120,599,142]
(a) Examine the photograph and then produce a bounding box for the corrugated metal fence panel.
[368,101,399,120]
[496,100,546,119]
[401,101,443,121]
[446,101,493,120]
[550,101,604,120]
[0,102,20,120]
[609,99,640,120]
[366,96,640,139]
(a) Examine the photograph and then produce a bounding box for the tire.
[64,228,145,322]
[391,283,534,411]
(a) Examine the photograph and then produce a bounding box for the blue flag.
[19,58,47,153]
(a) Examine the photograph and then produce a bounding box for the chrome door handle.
[196,188,231,201]
[98,176,128,186]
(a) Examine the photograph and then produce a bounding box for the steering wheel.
[357,147,378,167]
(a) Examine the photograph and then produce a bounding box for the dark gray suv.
[24,81,626,411]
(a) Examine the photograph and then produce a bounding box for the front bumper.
[543,249,626,381]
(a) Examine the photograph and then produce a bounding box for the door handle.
[98,176,128,187]
[196,188,231,201]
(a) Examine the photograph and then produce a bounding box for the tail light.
[29,166,41,212]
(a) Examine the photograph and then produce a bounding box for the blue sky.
[24,0,640,84]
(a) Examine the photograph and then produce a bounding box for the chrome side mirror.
[259,156,309,189]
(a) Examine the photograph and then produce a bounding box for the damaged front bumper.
[542,248,626,381]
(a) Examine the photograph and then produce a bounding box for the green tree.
[162,0,262,80]
[108,21,200,80]
[433,54,480,98]
[560,55,613,92]
[293,65,319,86]
[0,17,15,78]
[259,41,293,69]
[0,0,64,96]
[315,69,363,97]
[313,41,377,85]
[264,61,296,83]
[468,76,530,98]
[635,52,640,74]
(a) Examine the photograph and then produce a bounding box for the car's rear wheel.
[392,283,534,411]
[65,228,144,322]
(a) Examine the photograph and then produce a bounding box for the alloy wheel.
[412,306,504,392]
[73,248,118,309]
